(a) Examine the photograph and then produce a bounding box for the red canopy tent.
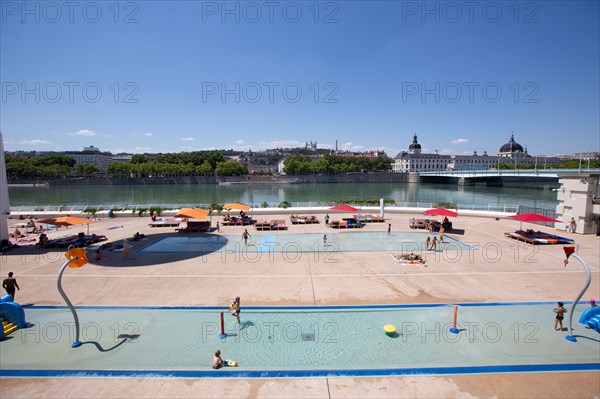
[423,208,458,218]
[329,204,359,212]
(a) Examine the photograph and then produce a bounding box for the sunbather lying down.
[392,252,427,265]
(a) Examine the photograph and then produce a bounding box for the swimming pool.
[2,303,598,378]
[139,231,476,254]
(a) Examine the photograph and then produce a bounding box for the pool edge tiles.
[1,363,599,379]
[23,301,581,311]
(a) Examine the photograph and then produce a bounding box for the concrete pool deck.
[1,209,599,398]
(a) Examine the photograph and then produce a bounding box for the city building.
[555,173,600,234]
[392,134,562,173]
[66,146,132,173]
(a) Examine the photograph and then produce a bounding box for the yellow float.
[383,324,397,337]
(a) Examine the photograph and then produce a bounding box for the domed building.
[391,132,559,173]
[497,133,528,160]
[408,134,422,154]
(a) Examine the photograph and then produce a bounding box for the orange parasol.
[38,216,94,234]
[175,208,209,219]
[223,202,251,212]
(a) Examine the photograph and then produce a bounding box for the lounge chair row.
[353,214,386,223]
[44,234,108,248]
[222,217,255,226]
[149,218,180,227]
[329,218,365,229]
[290,215,319,224]
[255,220,288,231]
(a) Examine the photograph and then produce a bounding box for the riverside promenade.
[1,208,599,398]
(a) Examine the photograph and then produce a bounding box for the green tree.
[76,163,99,175]
[215,160,247,175]
[131,154,148,164]
[107,162,132,175]
[197,160,213,174]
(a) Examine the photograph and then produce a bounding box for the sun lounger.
[255,220,287,231]
[222,217,255,226]
[255,221,272,231]
[329,218,364,229]
[290,215,319,224]
[409,218,428,229]
[354,214,385,223]
[47,233,107,248]
[149,218,180,227]
[504,230,574,245]
[272,220,288,230]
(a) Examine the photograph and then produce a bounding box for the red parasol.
[508,213,562,230]
[507,213,561,223]
[329,204,359,212]
[423,208,458,217]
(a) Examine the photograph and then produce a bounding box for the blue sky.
[1,1,599,157]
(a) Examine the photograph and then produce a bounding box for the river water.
[7,183,558,211]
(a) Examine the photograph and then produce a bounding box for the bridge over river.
[418,169,600,187]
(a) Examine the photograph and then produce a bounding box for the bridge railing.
[420,168,600,177]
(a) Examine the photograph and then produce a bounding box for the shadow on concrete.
[87,232,229,267]
[1,232,228,268]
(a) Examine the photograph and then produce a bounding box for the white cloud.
[337,142,369,152]
[235,139,246,145]
[20,139,53,146]
[68,129,96,136]
[451,138,469,144]
[254,140,303,150]
[142,132,154,137]
[181,137,194,141]
[130,146,152,153]
[108,146,152,153]
[439,148,455,155]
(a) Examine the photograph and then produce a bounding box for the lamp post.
[57,246,88,348]
[563,246,591,342]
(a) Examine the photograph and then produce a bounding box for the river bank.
[8,173,411,186]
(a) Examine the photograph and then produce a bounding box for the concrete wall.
[42,173,409,186]
[555,173,600,234]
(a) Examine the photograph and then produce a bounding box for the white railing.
[10,202,523,214]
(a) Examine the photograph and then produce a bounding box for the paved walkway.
[1,209,599,398]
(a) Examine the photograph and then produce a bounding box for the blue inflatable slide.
[579,306,600,333]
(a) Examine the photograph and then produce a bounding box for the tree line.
[283,155,392,174]
[5,151,598,179]
[4,151,247,179]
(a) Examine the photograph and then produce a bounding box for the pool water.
[139,231,475,254]
[2,303,598,376]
